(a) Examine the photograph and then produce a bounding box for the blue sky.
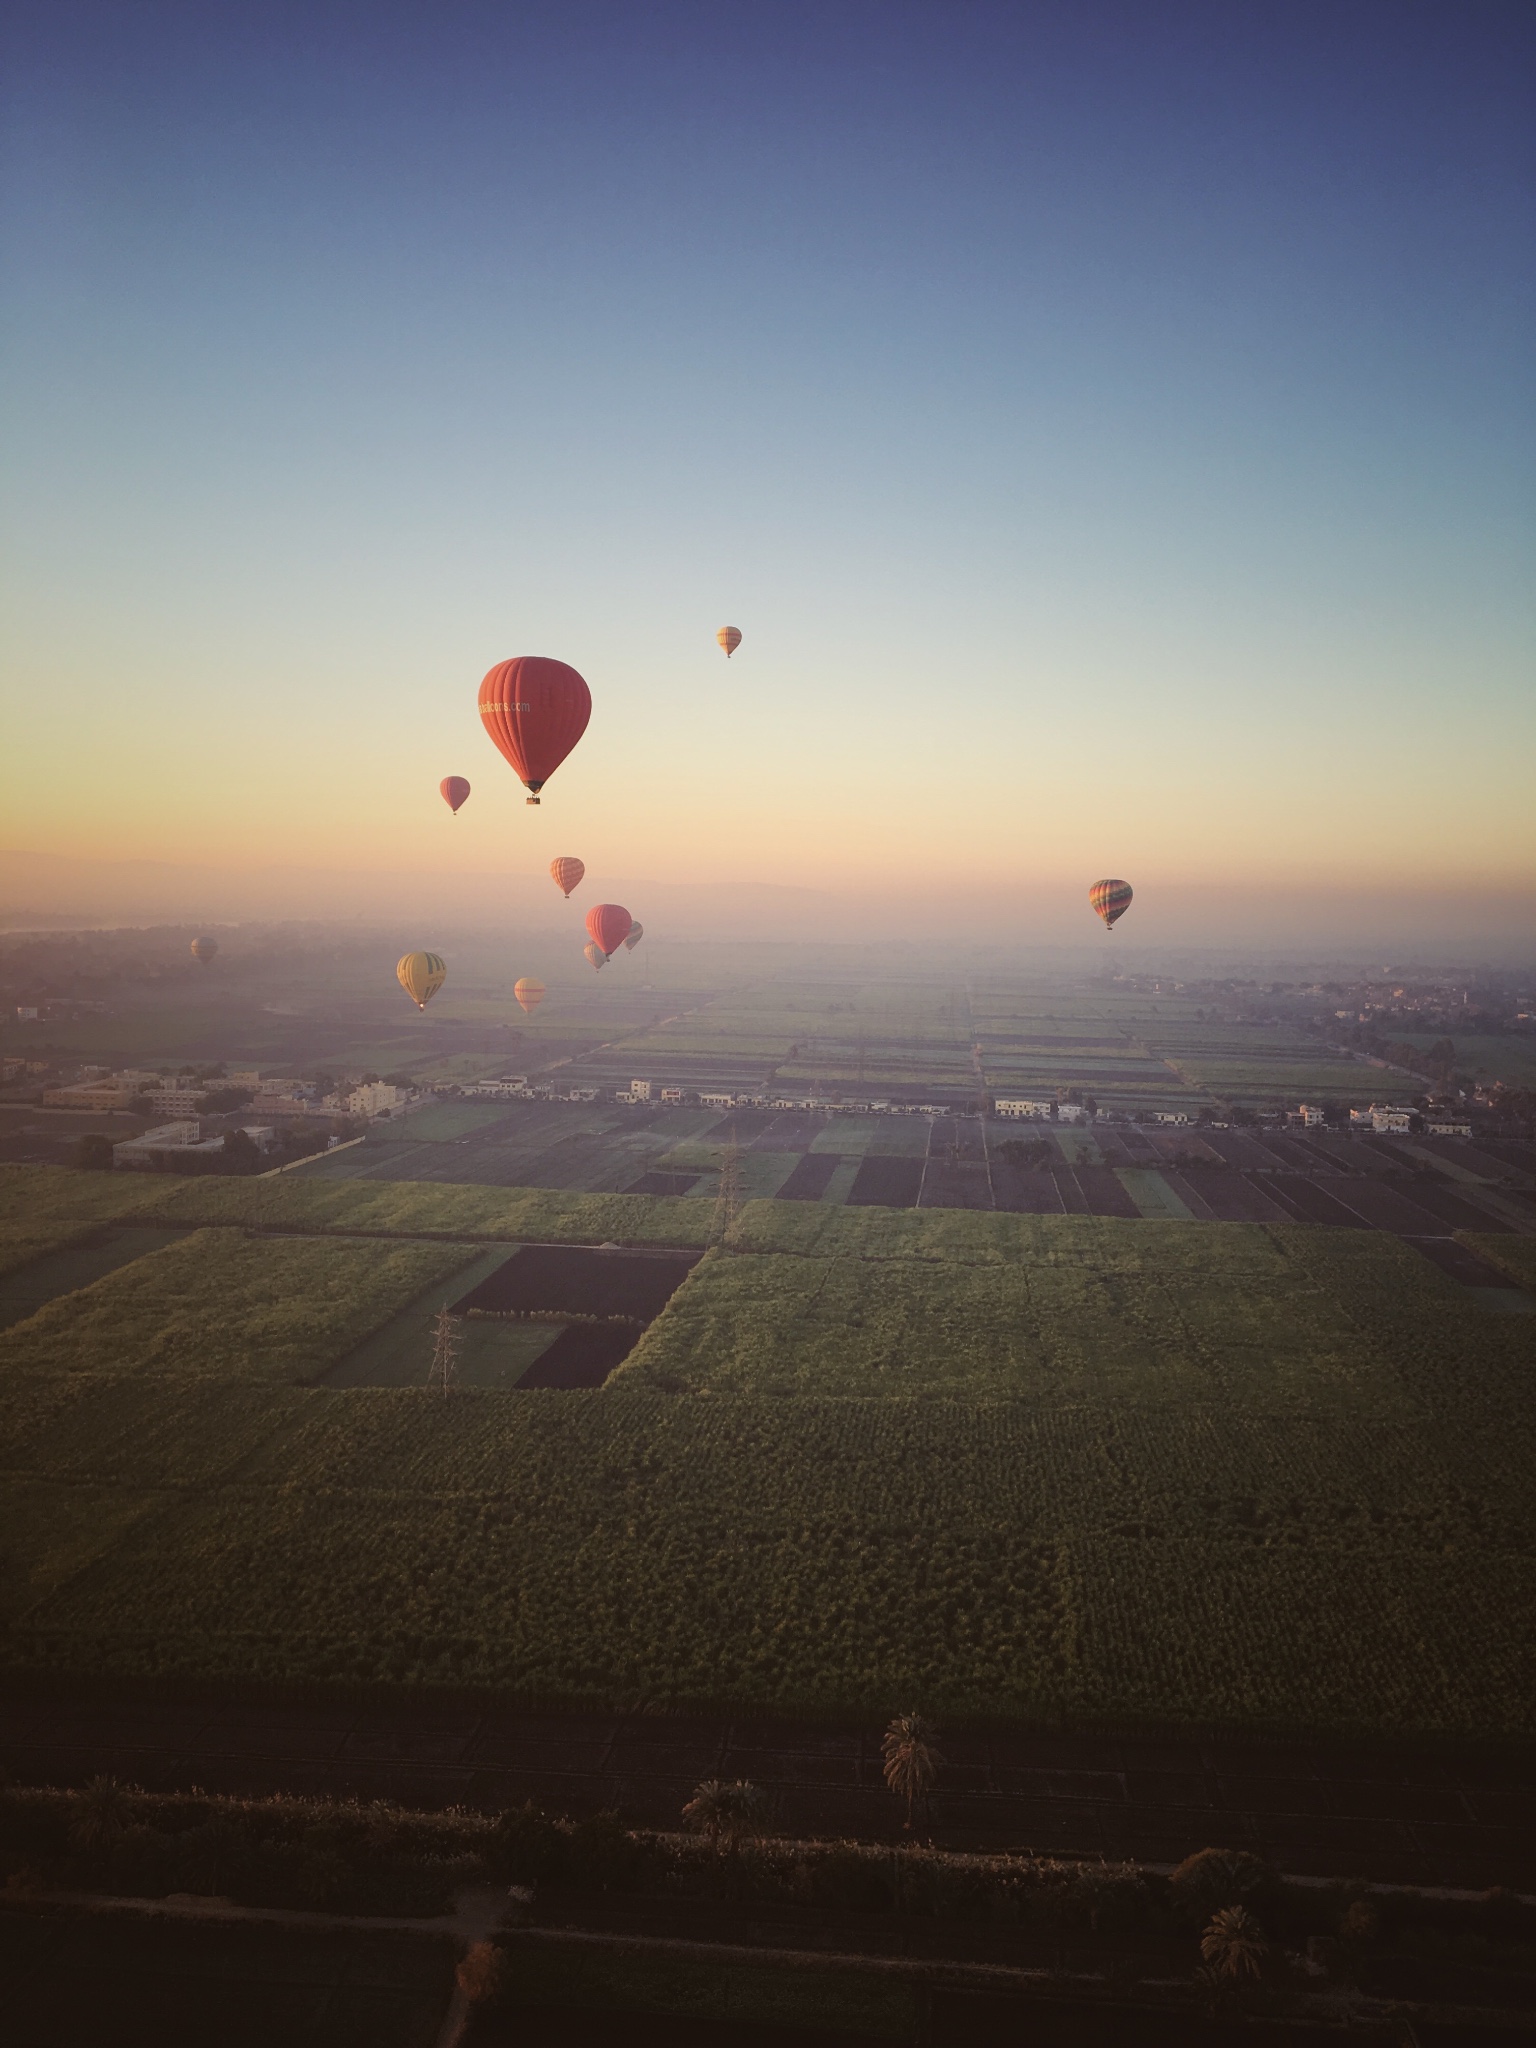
[2,1,1532,939]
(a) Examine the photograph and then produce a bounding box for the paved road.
[2,1688,1530,1890]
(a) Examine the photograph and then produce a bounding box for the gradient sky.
[3,1,1533,932]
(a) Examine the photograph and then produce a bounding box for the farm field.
[0,1162,1532,1739]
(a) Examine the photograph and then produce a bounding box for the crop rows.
[0,1229,475,1385]
[9,1393,1531,1731]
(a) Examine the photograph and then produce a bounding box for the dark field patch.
[748,1113,823,1152]
[517,1323,642,1387]
[625,1171,704,1196]
[846,1156,925,1207]
[454,1244,702,1322]
[1266,1176,1373,1227]
[917,1163,992,1209]
[1194,1171,1291,1222]
[773,1154,843,1200]
[1407,1236,1531,1292]
[1394,1181,1513,1232]
[1319,1180,1459,1235]
[989,1166,1063,1214]
[1072,1166,1141,1218]
[1201,1130,1289,1170]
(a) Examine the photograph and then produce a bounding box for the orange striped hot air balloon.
[623,920,643,952]
[550,856,585,898]
[478,656,591,804]
[397,951,447,1009]
[585,903,632,960]
[1089,879,1134,930]
[513,976,546,1015]
[717,626,742,658]
[440,776,470,813]
[583,940,606,972]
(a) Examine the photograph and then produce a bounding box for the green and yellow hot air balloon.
[397,950,447,1010]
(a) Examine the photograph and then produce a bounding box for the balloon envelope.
[397,950,447,1009]
[550,856,585,898]
[623,920,643,952]
[1089,879,1134,929]
[478,656,591,804]
[440,776,470,813]
[585,903,632,959]
[717,626,742,657]
[513,976,546,1015]
[190,936,218,964]
[582,940,606,972]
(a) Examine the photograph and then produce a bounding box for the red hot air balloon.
[1089,879,1134,930]
[440,776,470,814]
[478,656,591,805]
[550,856,585,898]
[585,903,632,959]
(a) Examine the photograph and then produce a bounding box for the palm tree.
[681,1779,767,1851]
[1200,1905,1268,1982]
[881,1714,943,1832]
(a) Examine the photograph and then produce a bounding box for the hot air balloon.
[1089,879,1134,930]
[190,936,218,964]
[514,976,546,1015]
[550,856,585,898]
[717,626,742,658]
[440,776,470,814]
[623,920,643,952]
[478,656,591,805]
[397,951,447,1009]
[585,903,632,960]
[583,940,606,972]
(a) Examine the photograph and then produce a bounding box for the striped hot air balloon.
[397,951,447,1009]
[513,976,546,1015]
[1089,879,1134,930]
[583,940,606,972]
[550,856,585,898]
[717,626,742,658]
[478,656,591,805]
[440,776,470,813]
[585,903,632,960]
[190,936,218,964]
[623,920,643,952]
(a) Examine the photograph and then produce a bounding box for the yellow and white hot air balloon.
[513,976,546,1015]
[396,951,447,1010]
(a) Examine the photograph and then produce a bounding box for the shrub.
[1168,1847,1276,1925]
[1200,1905,1269,1981]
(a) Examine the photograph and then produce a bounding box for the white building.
[1295,1104,1328,1127]
[113,1120,225,1169]
[629,1080,654,1100]
[1153,1111,1191,1126]
[995,1099,1054,1120]
[1056,1103,1088,1124]
[660,1087,684,1104]
[148,1085,206,1116]
[699,1092,735,1109]
[1426,1114,1472,1137]
[1370,1105,1416,1134]
[346,1081,403,1117]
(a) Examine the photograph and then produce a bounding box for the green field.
[0,1162,1532,1736]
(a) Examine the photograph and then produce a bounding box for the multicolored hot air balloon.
[623,920,643,952]
[513,976,546,1015]
[717,626,742,658]
[582,940,606,972]
[1089,879,1134,930]
[190,936,218,964]
[478,656,591,805]
[550,856,585,898]
[585,903,632,960]
[397,951,447,1009]
[440,776,470,814]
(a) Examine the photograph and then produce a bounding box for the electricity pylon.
[427,1303,460,1398]
[711,1128,744,1244]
